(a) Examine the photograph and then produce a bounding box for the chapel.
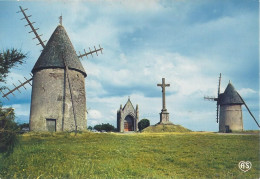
[117,98,139,132]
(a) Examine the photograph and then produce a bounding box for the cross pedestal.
[157,78,172,124]
[160,111,170,124]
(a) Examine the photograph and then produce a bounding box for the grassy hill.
[142,124,191,133]
[0,132,259,178]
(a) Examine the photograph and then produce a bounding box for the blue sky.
[0,0,259,131]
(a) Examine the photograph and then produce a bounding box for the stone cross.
[157,78,170,111]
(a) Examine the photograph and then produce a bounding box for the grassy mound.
[142,124,191,133]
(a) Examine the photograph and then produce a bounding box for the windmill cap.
[32,25,87,77]
[219,83,243,105]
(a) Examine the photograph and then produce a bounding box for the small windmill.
[204,73,260,132]
[1,6,103,132]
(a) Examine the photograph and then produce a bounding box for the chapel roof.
[32,25,87,77]
[123,97,135,111]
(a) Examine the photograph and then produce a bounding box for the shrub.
[18,123,29,129]
[138,119,150,131]
[94,123,115,132]
[0,107,19,153]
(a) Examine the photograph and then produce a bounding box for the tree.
[0,48,26,153]
[94,124,102,131]
[101,123,115,132]
[138,119,150,131]
[94,123,116,132]
[87,126,93,130]
[18,123,29,130]
[0,48,26,90]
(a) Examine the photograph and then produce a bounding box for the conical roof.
[219,82,243,105]
[32,25,87,77]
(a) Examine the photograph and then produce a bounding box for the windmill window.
[57,95,63,101]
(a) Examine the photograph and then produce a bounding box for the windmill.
[204,73,260,132]
[0,6,103,132]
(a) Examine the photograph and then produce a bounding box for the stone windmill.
[0,6,103,132]
[204,73,260,132]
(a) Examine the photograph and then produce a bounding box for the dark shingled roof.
[219,83,243,105]
[32,25,87,77]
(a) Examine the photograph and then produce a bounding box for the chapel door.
[124,115,134,131]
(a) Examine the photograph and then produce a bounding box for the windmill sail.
[17,6,46,48]
[78,45,103,59]
[204,73,222,123]
[216,73,221,123]
[0,75,32,100]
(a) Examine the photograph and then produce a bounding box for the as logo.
[238,161,252,172]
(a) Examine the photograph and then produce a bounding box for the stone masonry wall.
[219,104,243,132]
[29,68,86,131]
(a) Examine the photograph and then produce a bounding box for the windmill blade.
[217,73,221,97]
[17,6,46,48]
[216,73,221,123]
[78,45,103,59]
[236,92,260,128]
[1,76,33,99]
[216,104,219,123]
[204,96,216,101]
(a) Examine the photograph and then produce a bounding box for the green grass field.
[0,131,259,178]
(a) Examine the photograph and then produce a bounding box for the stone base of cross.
[159,110,173,124]
[159,111,171,124]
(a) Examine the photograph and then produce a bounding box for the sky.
[0,0,259,131]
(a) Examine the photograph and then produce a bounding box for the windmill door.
[225,125,230,133]
[46,119,56,132]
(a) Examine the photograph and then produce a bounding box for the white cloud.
[119,0,163,13]
[95,51,218,96]
[88,109,103,119]
[88,119,99,126]
[3,103,30,117]
[238,88,257,96]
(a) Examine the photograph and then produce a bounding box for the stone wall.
[219,104,243,132]
[29,68,87,131]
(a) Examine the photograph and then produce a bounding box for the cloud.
[85,51,219,99]
[88,109,103,119]
[2,103,30,124]
[238,88,257,96]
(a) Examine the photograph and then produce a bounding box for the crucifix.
[157,77,172,124]
[157,78,170,111]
